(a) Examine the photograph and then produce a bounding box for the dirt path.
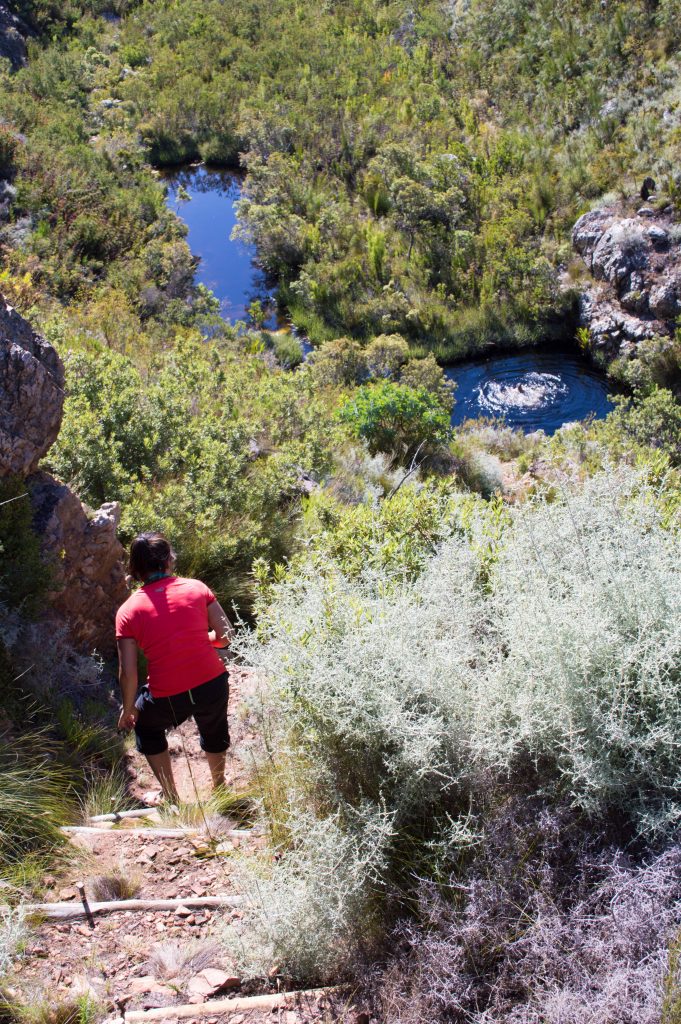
[9,669,355,1023]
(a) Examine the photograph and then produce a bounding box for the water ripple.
[445,348,615,434]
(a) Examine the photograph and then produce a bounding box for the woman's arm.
[117,637,139,731]
[207,600,235,649]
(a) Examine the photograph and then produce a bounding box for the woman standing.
[115,532,235,803]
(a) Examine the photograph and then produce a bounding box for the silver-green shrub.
[223,808,392,982]
[245,466,681,835]
[238,466,681,987]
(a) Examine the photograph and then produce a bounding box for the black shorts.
[134,672,229,757]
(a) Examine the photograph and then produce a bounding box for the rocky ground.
[7,668,361,1024]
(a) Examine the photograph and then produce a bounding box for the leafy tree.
[339,380,451,457]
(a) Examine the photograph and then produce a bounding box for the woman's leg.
[145,750,179,802]
[204,750,227,791]
[192,672,230,793]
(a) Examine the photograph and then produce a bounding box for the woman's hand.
[118,706,139,732]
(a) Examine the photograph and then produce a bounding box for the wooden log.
[89,808,161,822]
[62,826,199,838]
[61,825,257,838]
[23,895,244,920]
[116,986,341,1022]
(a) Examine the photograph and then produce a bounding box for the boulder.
[28,473,128,654]
[571,201,681,364]
[648,224,670,248]
[0,294,126,654]
[0,297,65,477]
[571,208,614,258]
[649,279,681,319]
[590,220,648,288]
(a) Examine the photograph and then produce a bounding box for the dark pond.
[445,348,615,434]
[163,164,278,327]
[165,164,615,434]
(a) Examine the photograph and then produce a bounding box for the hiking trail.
[10,668,348,1023]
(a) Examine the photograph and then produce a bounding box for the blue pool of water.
[165,165,615,434]
[445,348,615,434]
[163,165,277,326]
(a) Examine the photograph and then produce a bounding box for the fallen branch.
[116,986,341,1022]
[62,825,257,838]
[62,826,199,838]
[89,809,161,822]
[22,895,244,920]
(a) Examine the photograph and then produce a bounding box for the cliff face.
[572,198,680,362]
[0,295,127,654]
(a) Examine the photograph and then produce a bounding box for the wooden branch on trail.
[62,826,200,838]
[115,987,342,1022]
[89,808,161,822]
[62,825,257,838]
[22,895,244,921]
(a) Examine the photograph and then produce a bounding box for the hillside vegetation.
[0,0,681,1021]
[1,0,681,358]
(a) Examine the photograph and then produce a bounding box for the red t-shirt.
[115,576,225,698]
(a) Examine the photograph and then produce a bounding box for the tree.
[339,380,451,458]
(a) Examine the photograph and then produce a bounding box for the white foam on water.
[477,372,568,414]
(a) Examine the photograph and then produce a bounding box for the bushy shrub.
[338,380,452,458]
[237,464,681,999]
[375,837,681,1024]
[399,354,456,413]
[224,809,392,984]
[246,466,681,847]
[0,478,51,617]
[309,337,367,387]
[364,334,409,379]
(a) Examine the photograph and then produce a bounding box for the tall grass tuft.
[0,735,73,881]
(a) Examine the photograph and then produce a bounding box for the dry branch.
[22,895,244,920]
[116,986,341,1022]
[62,825,258,838]
[89,808,161,822]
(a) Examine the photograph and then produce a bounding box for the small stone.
[637,206,655,218]
[58,887,75,900]
[155,921,166,933]
[174,905,192,917]
[187,969,240,998]
[125,976,159,996]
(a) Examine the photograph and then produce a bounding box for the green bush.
[338,380,451,458]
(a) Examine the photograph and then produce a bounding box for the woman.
[115,532,235,803]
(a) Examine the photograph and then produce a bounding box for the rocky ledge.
[572,192,680,361]
[0,295,127,654]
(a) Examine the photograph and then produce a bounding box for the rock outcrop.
[0,299,65,476]
[571,199,680,360]
[0,3,28,70]
[0,294,127,654]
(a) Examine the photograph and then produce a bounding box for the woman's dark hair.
[128,532,175,582]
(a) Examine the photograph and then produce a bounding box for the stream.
[164,165,615,435]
